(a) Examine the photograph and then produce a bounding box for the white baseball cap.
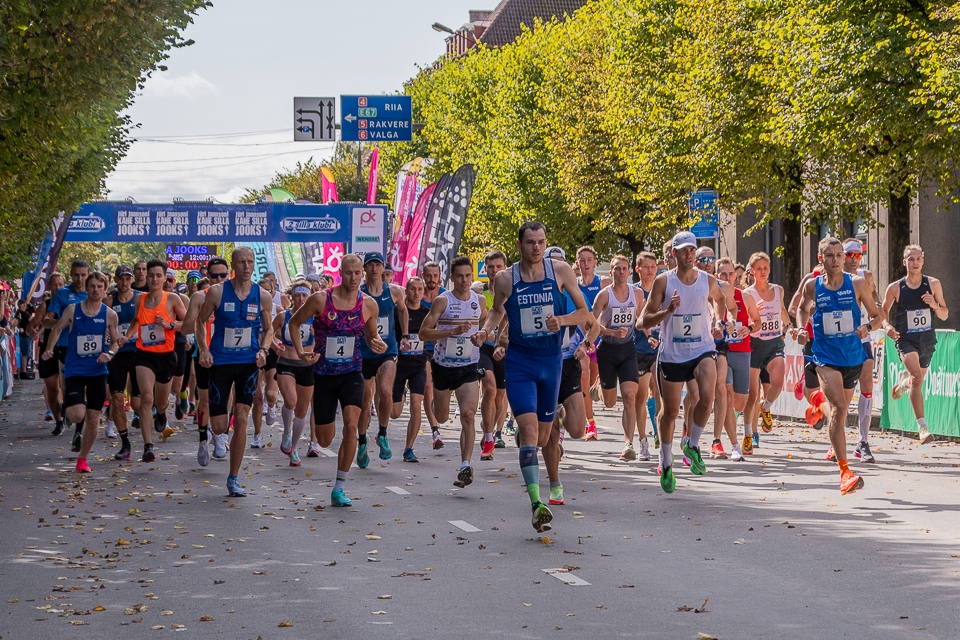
[843,239,864,254]
[672,231,698,251]
[545,246,566,260]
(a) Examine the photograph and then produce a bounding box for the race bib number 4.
[908,308,932,333]
[520,306,551,338]
[140,324,163,347]
[77,334,103,357]
[444,336,474,363]
[407,333,423,356]
[671,314,702,343]
[823,309,855,338]
[325,336,355,363]
[223,327,252,351]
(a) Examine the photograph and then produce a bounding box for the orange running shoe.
[825,446,836,461]
[711,441,727,459]
[805,405,823,426]
[76,457,91,473]
[794,379,804,401]
[840,471,864,495]
[810,389,825,408]
[741,434,753,455]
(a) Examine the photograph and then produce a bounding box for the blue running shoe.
[280,431,293,455]
[752,432,760,449]
[357,442,370,468]
[331,488,352,507]
[226,477,246,497]
[403,448,418,463]
[376,434,392,460]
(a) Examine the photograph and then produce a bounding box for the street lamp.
[431,22,455,34]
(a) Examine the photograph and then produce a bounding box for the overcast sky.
[104,0,483,203]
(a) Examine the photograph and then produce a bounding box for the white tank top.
[433,290,481,367]
[599,285,640,345]
[658,270,714,364]
[746,283,782,341]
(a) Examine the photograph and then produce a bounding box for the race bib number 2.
[671,314,702,343]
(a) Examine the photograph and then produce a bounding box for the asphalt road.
[1,379,959,639]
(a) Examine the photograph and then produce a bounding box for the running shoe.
[531,502,553,533]
[115,441,131,461]
[266,404,277,426]
[481,440,495,460]
[493,432,506,449]
[131,415,140,431]
[76,457,91,473]
[63,412,72,429]
[918,427,934,445]
[432,432,444,450]
[620,442,637,462]
[142,448,156,463]
[549,484,564,505]
[250,433,263,449]
[45,410,53,422]
[162,425,174,441]
[854,441,875,463]
[175,401,184,421]
[840,471,864,495]
[376,434,392,460]
[453,465,474,488]
[280,432,293,455]
[638,438,651,461]
[503,416,516,437]
[730,448,745,462]
[357,442,370,468]
[659,464,676,493]
[153,410,162,433]
[584,421,598,441]
[71,432,82,452]
[794,379,805,401]
[307,442,321,458]
[682,441,706,475]
[805,405,824,427]
[226,477,246,497]
[589,380,601,402]
[752,433,760,449]
[105,421,118,439]
[891,370,910,400]
[682,456,691,467]
[825,446,837,461]
[813,415,825,430]
[759,404,773,432]
[197,435,210,467]
[403,448,419,463]
[741,434,753,455]
[331,488,352,507]
[289,450,301,467]
[189,402,196,417]
[711,441,727,459]
[212,434,228,459]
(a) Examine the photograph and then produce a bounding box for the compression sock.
[837,459,850,475]
[689,422,705,449]
[660,441,673,470]
[198,426,207,442]
[282,406,294,435]
[119,430,130,447]
[646,398,657,429]
[333,469,348,491]
[858,393,872,442]
[75,420,84,436]
[358,433,367,446]
[482,432,494,443]
[377,424,388,438]
[291,416,307,447]
[519,445,541,506]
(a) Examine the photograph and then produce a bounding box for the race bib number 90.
[325,336,355,363]
[77,334,102,357]
[671,314,702,343]
[908,308,932,333]
[823,309,855,338]
[520,306,551,338]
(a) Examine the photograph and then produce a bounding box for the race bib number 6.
[141,323,163,347]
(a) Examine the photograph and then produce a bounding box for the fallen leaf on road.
[370,611,387,615]
[541,536,554,545]
[323,618,336,622]
[366,535,382,540]
[305,472,313,477]
[151,625,164,630]
[677,605,693,612]
[695,598,708,613]
[278,622,294,627]
[733,538,745,545]
[200,616,215,622]
[253,571,266,575]
[192,545,206,549]
[523,603,531,607]
[378,595,392,599]
[698,634,717,639]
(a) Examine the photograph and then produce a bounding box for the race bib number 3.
[444,336,474,363]
[223,327,252,351]
[671,314,702,343]
[908,308,932,333]
[520,306,551,338]
[407,333,423,356]
[285,323,314,347]
[77,334,102,357]
[824,309,855,338]
[325,336,355,363]
[141,324,163,347]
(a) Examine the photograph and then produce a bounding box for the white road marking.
[318,447,336,457]
[448,520,481,532]
[543,568,591,586]
[386,486,410,495]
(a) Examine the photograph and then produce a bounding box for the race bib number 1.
[77,334,102,357]
[823,309,855,338]
[520,306,551,338]
[223,326,252,351]
[671,314,702,343]
[908,308,932,333]
[325,336,355,363]
[444,336,473,363]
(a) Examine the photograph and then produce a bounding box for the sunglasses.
[187,277,199,283]
[166,277,175,283]
[845,252,862,258]
[208,271,227,279]
[696,256,716,264]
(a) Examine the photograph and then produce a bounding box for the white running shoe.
[213,433,228,459]
[197,433,210,467]
[266,404,277,426]
[730,447,745,462]
[105,421,118,439]
[638,438,651,461]
[251,433,263,449]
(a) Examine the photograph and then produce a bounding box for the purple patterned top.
[312,289,365,376]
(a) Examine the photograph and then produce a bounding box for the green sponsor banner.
[280,243,304,281]
[881,331,960,437]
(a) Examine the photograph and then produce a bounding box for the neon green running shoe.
[660,464,676,493]
[549,484,564,505]
[531,502,553,533]
[682,440,706,475]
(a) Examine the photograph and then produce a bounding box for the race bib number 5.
[325,336,355,363]
[908,308,932,333]
[520,306,551,338]
[671,314,702,343]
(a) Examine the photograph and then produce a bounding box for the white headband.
[843,240,863,253]
[292,286,311,295]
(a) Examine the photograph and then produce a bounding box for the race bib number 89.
[77,334,102,357]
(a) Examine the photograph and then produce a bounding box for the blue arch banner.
[64,202,387,244]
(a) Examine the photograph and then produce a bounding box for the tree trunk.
[888,189,911,282]
[782,204,802,298]
[620,234,645,283]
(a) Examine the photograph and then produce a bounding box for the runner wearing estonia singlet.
[592,254,643,462]
[117,259,186,463]
[357,252,409,467]
[181,272,218,467]
[42,272,119,473]
[390,277,430,463]
[251,276,280,450]
[882,244,949,445]
[743,252,791,440]
[575,245,611,441]
[288,253,386,507]
[797,237,882,495]
[419,256,486,489]
[479,250,509,452]
[420,261,446,448]
[633,252,661,460]
[195,247,274,498]
[271,279,315,467]
[478,221,590,534]
[638,231,727,493]
[105,265,142,461]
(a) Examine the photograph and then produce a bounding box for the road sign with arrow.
[294,97,336,141]
[340,95,412,142]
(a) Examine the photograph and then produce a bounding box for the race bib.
[223,326,252,351]
[285,323,314,347]
[520,305,551,338]
[185,333,196,346]
[77,334,102,358]
[407,333,423,356]
[140,323,163,347]
[907,308,932,333]
[823,309,855,338]
[671,314,702,343]
[611,305,634,327]
[376,316,389,337]
[118,322,130,338]
[727,321,744,344]
[562,328,571,351]
[325,336,355,363]
[444,336,474,363]
[758,311,781,338]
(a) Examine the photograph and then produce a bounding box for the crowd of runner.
[20,222,949,533]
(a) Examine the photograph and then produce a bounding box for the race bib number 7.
[223,327,252,351]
